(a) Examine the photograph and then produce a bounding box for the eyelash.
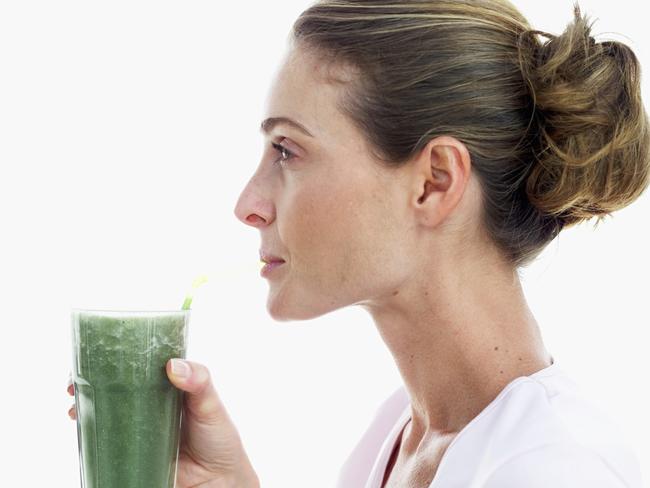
[271,142,295,166]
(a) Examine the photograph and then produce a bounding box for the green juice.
[71,310,189,488]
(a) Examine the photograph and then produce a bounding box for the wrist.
[208,469,259,488]
[242,469,260,488]
[227,461,260,488]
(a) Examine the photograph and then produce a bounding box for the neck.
[360,249,552,456]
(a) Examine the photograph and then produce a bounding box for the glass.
[71,309,190,488]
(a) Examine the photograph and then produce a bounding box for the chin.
[266,303,317,322]
[266,294,343,322]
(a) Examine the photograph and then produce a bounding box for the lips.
[259,250,286,264]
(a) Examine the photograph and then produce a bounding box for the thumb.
[166,359,230,425]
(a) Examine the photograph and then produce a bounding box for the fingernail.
[171,359,191,378]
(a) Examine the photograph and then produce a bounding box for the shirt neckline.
[430,357,561,485]
[371,357,561,488]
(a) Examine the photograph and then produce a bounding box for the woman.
[68,1,648,486]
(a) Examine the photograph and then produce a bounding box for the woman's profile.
[68,1,649,486]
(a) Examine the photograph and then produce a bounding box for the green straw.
[182,275,209,310]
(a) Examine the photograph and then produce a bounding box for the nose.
[233,178,275,228]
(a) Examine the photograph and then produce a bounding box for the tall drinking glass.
[71,309,190,488]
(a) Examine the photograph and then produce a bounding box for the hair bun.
[519,2,650,228]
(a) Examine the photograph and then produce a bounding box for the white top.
[336,359,644,487]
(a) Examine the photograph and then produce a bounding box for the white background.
[0,1,648,486]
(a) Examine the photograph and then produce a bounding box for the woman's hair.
[291,0,650,268]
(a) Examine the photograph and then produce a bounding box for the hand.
[67,360,260,488]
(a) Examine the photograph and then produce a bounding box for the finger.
[166,359,229,425]
[68,405,76,420]
[67,373,75,396]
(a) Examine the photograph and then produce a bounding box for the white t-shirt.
[336,359,644,487]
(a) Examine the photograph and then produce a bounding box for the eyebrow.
[260,117,314,138]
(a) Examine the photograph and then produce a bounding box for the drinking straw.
[182,275,209,310]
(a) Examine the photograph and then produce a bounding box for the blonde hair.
[291,0,650,268]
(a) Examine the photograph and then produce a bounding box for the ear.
[411,136,472,228]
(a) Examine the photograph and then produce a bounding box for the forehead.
[264,47,359,145]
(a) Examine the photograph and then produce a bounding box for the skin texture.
[234,45,552,486]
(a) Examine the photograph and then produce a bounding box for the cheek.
[282,179,394,289]
[284,183,351,265]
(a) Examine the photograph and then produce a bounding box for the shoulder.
[335,385,409,487]
[474,369,643,488]
[483,367,637,457]
[482,442,632,488]
[372,384,410,424]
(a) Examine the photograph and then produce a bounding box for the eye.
[271,142,296,166]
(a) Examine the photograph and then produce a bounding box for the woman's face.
[234,46,417,321]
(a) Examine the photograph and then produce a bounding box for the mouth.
[259,250,286,278]
[260,260,286,278]
[259,250,286,265]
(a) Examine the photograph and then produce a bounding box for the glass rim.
[71,308,191,314]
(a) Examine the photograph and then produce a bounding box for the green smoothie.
[71,310,189,488]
